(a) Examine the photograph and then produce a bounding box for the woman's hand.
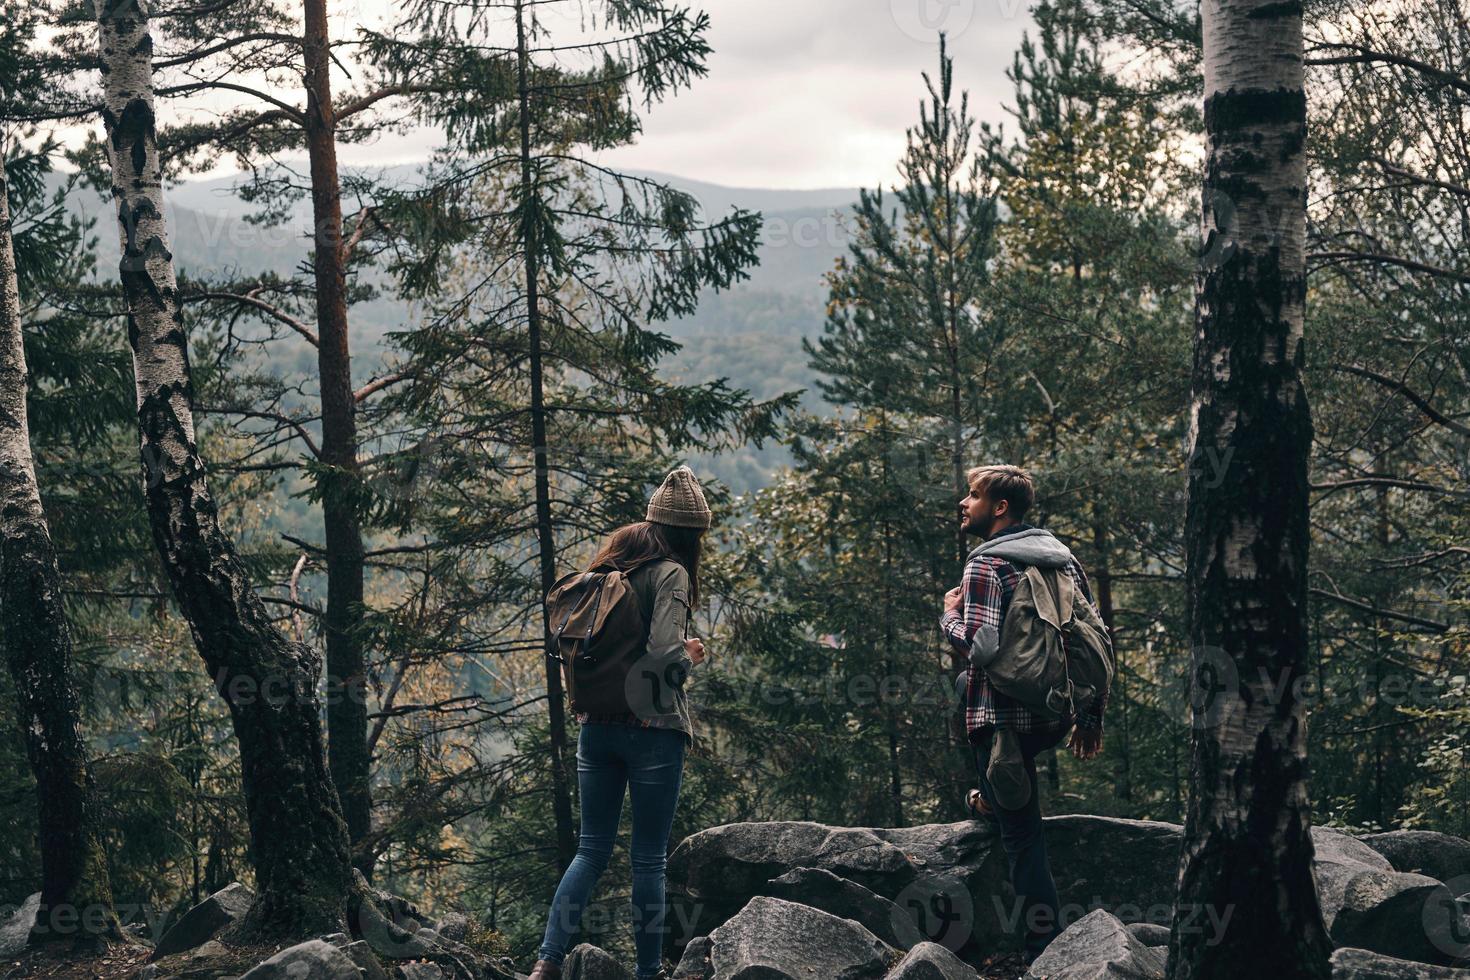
[684,637,707,666]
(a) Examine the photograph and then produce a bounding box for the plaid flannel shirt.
[941,530,1108,738]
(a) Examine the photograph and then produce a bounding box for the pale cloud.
[338,0,1038,189]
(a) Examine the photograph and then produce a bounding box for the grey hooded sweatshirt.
[963,525,1090,669]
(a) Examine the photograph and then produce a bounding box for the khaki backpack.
[545,558,669,717]
[981,564,1114,723]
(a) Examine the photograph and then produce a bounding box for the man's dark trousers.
[972,725,1069,961]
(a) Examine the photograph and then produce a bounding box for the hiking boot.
[529,961,563,980]
[986,728,1032,810]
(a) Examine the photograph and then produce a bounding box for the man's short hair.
[966,464,1035,522]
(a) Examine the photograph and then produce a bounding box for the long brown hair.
[589,521,704,603]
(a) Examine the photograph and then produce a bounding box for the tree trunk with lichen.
[1166,0,1331,977]
[0,153,121,949]
[93,0,352,939]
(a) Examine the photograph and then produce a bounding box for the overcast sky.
[316,0,1037,190]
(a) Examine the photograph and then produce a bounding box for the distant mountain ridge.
[50,163,856,489]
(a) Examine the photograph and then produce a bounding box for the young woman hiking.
[530,466,711,980]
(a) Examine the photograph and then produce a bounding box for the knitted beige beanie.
[646,465,711,529]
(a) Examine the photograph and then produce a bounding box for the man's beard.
[964,513,993,539]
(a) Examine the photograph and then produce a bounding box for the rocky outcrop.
[1330,948,1470,979]
[1023,910,1166,980]
[764,868,925,950]
[150,883,255,960]
[1363,832,1470,886]
[666,816,1180,958]
[703,897,899,980]
[237,941,360,980]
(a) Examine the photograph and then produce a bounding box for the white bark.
[0,164,42,517]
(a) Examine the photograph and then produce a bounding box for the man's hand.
[943,586,963,614]
[1069,726,1103,760]
[966,788,992,817]
[684,637,707,666]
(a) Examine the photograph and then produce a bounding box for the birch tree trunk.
[93,0,352,938]
[1166,0,1331,976]
[0,155,120,947]
[303,0,372,876]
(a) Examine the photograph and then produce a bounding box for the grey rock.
[667,815,1182,956]
[1024,910,1166,980]
[433,913,470,943]
[884,942,978,980]
[323,933,351,948]
[706,896,897,980]
[395,964,444,980]
[1363,832,1470,885]
[1313,828,1396,928]
[238,940,361,980]
[1331,870,1469,967]
[563,943,631,980]
[353,870,435,932]
[1125,923,1169,948]
[342,941,391,980]
[150,883,255,961]
[672,937,712,979]
[0,893,40,957]
[765,867,925,950]
[1331,947,1470,979]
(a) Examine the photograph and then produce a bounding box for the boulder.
[1331,947,1470,979]
[667,821,929,945]
[1125,923,1170,948]
[150,883,255,960]
[705,897,898,980]
[1312,827,1396,927]
[396,964,445,980]
[1363,832,1470,885]
[672,937,712,979]
[342,941,391,980]
[667,816,1183,956]
[884,942,978,979]
[765,868,925,950]
[238,940,361,980]
[1024,910,1166,980]
[563,943,631,980]
[1331,870,1469,967]
[434,913,470,943]
[0,893,40,957]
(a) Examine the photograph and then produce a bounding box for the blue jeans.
[972,725,1069,962]
[539,723,687,978]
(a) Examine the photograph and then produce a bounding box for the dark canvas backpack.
[981,564,1114,723]
[545,558,663,715]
